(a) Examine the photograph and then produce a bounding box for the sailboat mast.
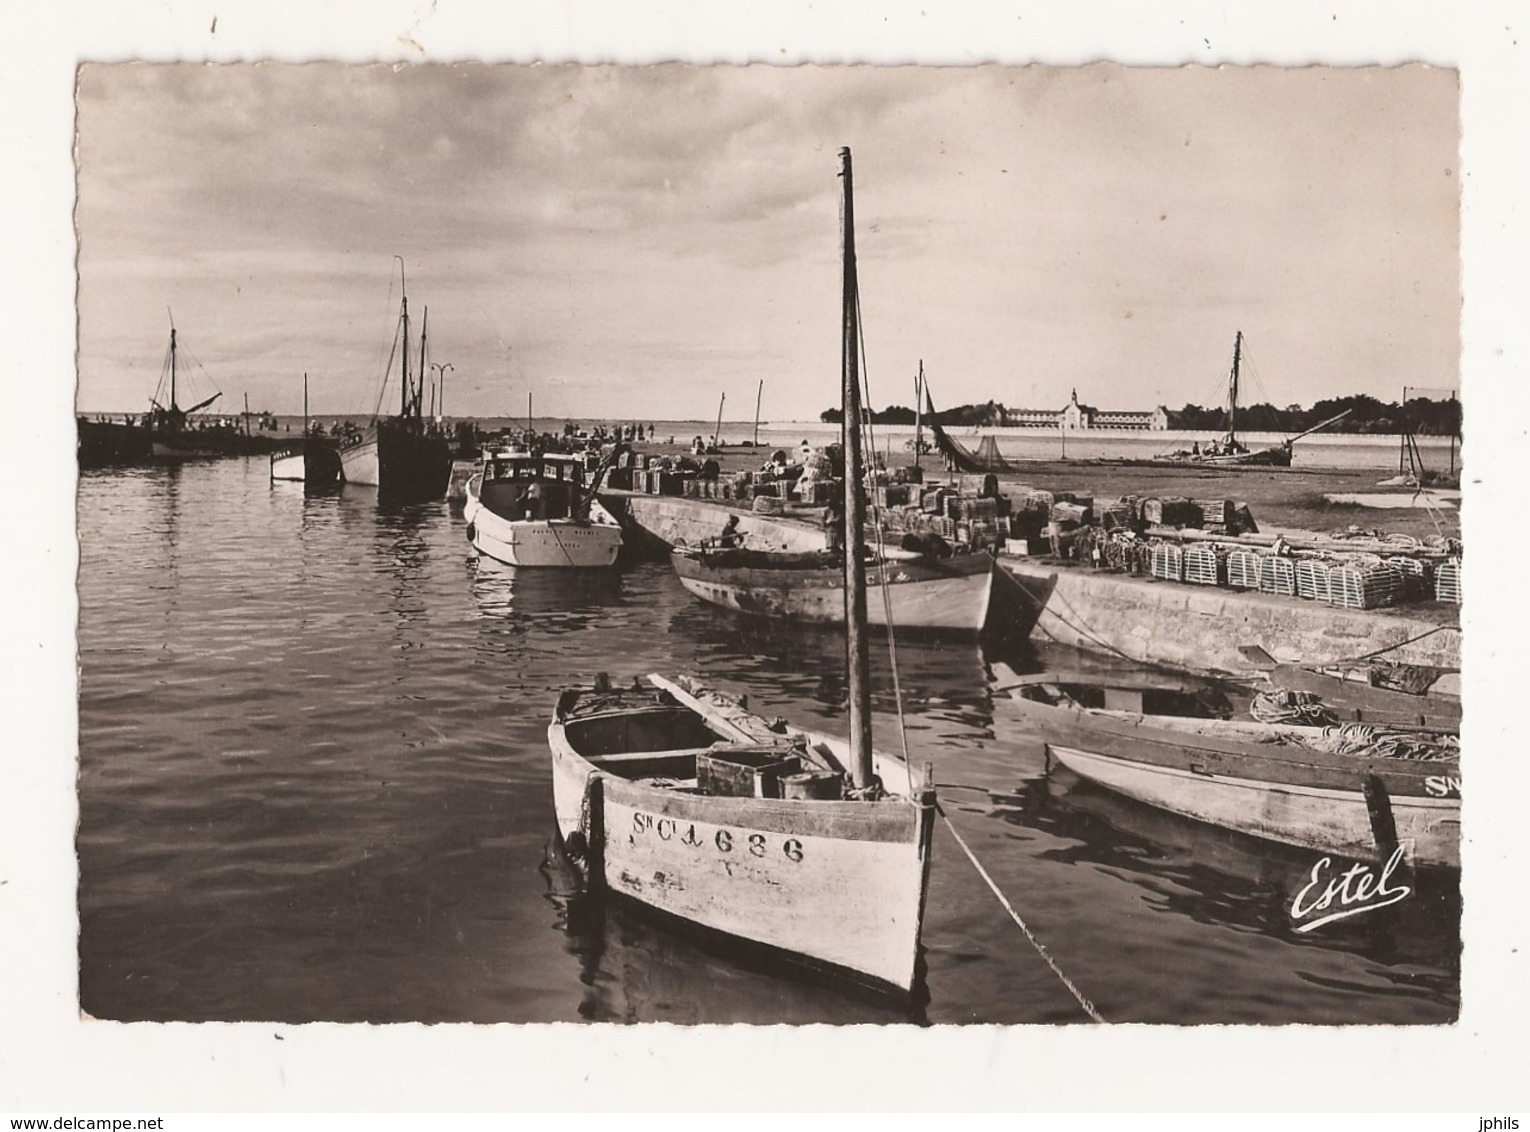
[913,360,924,471]
[753,379,763,446]
[713,392,726,448]
[397,258,411,419]
[303,373,309,432]
[169,327,178,413]
[838,146,873,789]
[417,307,430,420]
[400,295,411,419]
[1227,329,1243,444]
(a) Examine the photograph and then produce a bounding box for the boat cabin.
[479,450,590,521]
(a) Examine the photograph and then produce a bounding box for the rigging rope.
[936,800,1105,1023]
[1343,621,1458,663]
[849,289,1101,1023]
[851,283,916,798]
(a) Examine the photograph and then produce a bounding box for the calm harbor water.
[76,456,1460,1025]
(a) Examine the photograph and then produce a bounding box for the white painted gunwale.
[1048,743,1459,869]
[672,551,995,633]
[547,690,932,992]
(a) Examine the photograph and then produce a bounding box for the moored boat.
[463,444,622,568]
[993,662,1460,869]
[338,261,453,501]
[544,148,938,994]
[1152,331,1350,467]
[1238,644,1461,730]
[672,543,999,634]
[548,673,936,992]
[270,373,342,486]
[79,321,276,465]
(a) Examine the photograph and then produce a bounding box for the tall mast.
[1226,329,1243,444]
[714,391,726,448]
[303,373,309,433]
[839,146,873,790]
[417,307,430,420]
[398,258,410,419]
[169,326,178,413]
[913,360,924,471]
[753,379,763,447]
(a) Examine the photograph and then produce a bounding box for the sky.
[74,61,1461,424]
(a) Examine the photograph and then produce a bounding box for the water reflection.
[467,555,624,624]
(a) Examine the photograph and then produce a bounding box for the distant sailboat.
[338,260,453,501]
[1154,331,1350,467]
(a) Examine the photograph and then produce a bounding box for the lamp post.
[430,362,454,422]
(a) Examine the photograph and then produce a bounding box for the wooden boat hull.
[671,548,997,634]
[1265,663,1460,731]
[269,450,306,482]
[1152,446,1291,468]
[340,422,452,500]
[1049,742,1459,869]
[339,435,380,486]
[998,688,1460,868]
[548,680,935,992]
[269,437,343,485]
[464,474,622,568]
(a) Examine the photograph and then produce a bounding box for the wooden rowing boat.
[993,663,1460,869]
[548,674,935,991]
[1239,645,1461,730]
[671,544,999,634]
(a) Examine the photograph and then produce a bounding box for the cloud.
[74,62,1459,420]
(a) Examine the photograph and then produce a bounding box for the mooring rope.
[936,800,1105,1024]
[1343,620,1458,663]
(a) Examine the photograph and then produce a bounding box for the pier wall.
[1002,560,1461,673]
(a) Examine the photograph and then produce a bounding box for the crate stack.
[1150,542,1185,582]
[1142,497,1202,528]
[1329,560,1406,609]
[1294,558,1333,603]
[1385,555,1433,600]
[1435,559,1463,604]
[1258,555,1297,596]
[1227,549,1263,589]
[1183,544,1227,586]
[1194,499,1232,528]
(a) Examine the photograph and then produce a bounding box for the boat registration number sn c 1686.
[631,810,805,862]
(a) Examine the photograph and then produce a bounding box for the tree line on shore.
[820,393,1461,435]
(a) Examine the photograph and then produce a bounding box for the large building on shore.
[1005,389,1170,431]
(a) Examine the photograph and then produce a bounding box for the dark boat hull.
[340,419,453,501]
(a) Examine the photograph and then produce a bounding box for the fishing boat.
[463,443,623,568]
[338,261,453,502]
[992,662,1460,869]
[546,148,937,993]
[269,373,342,486]
[672,542,1000,635]
[668,298,1000,633]
[1153,331,1350,467]
[1238,645,1461,731]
